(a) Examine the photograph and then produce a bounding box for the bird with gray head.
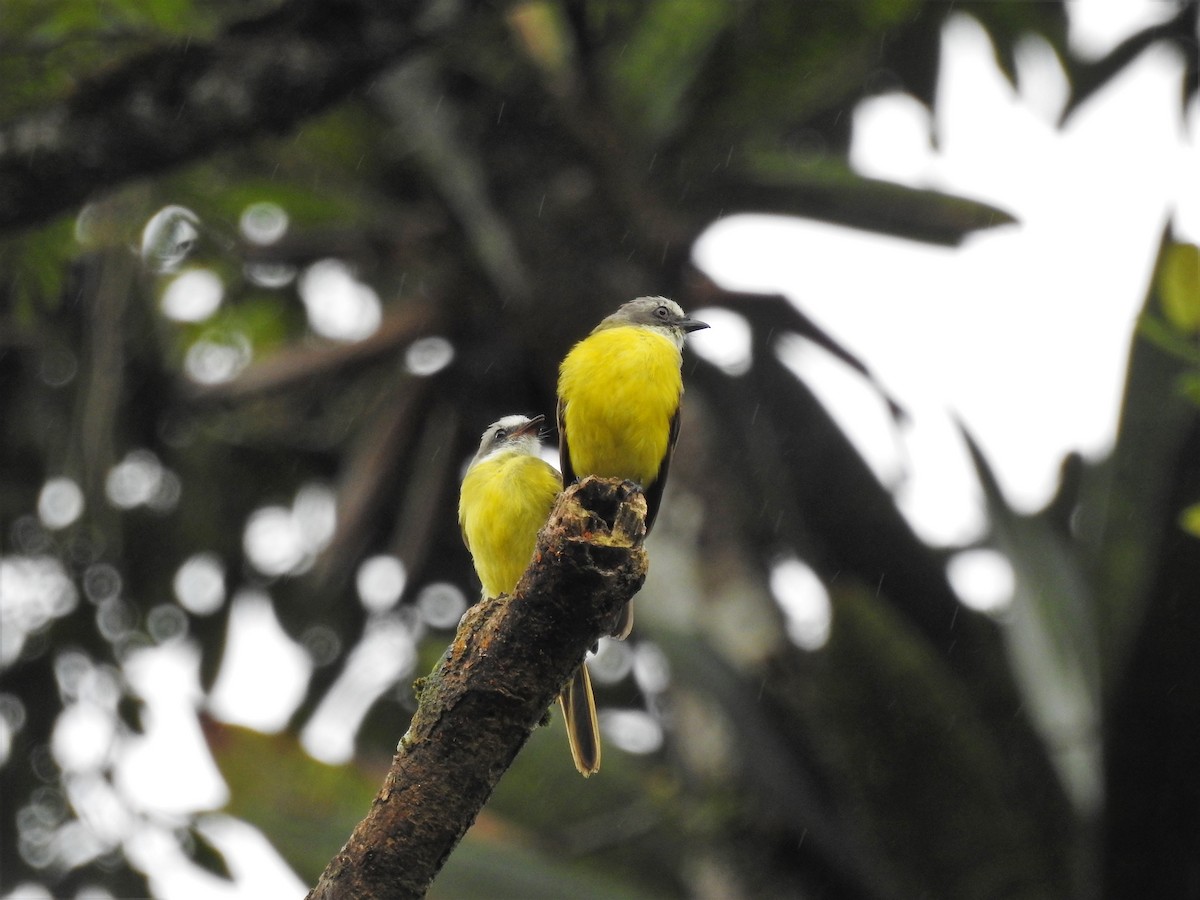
[557,295,710,640]
[589,296,710,349]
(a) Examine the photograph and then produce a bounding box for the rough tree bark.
[306,476,648,900]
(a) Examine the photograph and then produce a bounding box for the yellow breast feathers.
[458,450,562,599]
[558,325,684,488]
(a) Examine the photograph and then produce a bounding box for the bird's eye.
[495,429,508,441]
[655,305,669,319]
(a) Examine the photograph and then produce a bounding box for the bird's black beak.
[513,414,545,437]
[677,315,710,334]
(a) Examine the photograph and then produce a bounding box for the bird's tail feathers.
[560,663,601,777]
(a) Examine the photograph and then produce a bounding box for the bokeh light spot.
[587,637,635,685]
[39,347,78,387]
[140,206,200,274]
[293,483,337,554]
[104,450,164,510]
[245,262,297,289]
[300,625,343,667]
[184,331,252,385]
[769,556,832,651]
[600,709,663,755]
[356,555,406,613]
[146,604,189,643]
[632,642,671,694]
[416,582,467,629]
[37,477,84,530]
[0,556,78,665]
[161,269,223,322]
[95,598,136,643]
[172,553,225,615]
[404,337,455,376]
[243,506,305,577]
[299,259,382,342]
[83,564,122,605]
[239,202,289,245]
[51,703,115,772]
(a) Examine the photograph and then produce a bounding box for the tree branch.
[0,0,460,232]
[306,477,648,900]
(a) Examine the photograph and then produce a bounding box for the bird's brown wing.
[642,405,681,534]
[556,395,577,486]
[608,407,680,641]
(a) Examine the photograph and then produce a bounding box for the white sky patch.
[300,615,417,764]
[695,18,1199,532]
[126,816,306,900]
[773,333,904,489]
[1014,34,1071,125]
[850,90,935,184]
[890,407,989,546]
[207,590,312,733]
[1067,0,1182,59]
[946,548,1015,614]
[117,644,227,815]
[688,306,753,375]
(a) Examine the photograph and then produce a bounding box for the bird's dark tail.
[560,663,601,777]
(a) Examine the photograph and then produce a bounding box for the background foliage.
[1,1,1197,897]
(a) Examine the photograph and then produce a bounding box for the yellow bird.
[458,414,602,777]
[557,296,709,636]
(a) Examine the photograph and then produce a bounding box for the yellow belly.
[459,451,562,598]
[558,326,683,487]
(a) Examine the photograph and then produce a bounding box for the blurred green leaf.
[796,578,1073,897]
[606,0,733,143]
[187,826,236,882]
[0,215,76,318]
[728,148,1017,241]
[1087,230,1200,678]
[962,428,1102,815]
[430,836,663,900]
[1179,503,1200,539]
[1157,241,1200,335]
